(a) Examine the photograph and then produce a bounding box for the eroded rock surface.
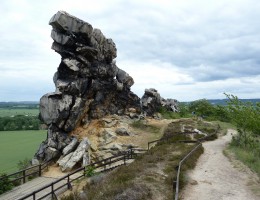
[34,11,179,171]
[141,88,179,115]
[35,11,140,164]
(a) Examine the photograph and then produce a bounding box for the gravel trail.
[182,129,260,200]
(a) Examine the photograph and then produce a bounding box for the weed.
[84,166,95,177]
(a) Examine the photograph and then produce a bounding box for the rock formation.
[34,11,179,171]
[141,88,179,115]
[35,11,140,166]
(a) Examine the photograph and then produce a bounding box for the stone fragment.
[62,137,78,156]
[57,152,73,167]
[102,128,117,144]
[115,127,131,136]
[82,152,90,167]
[58,138,90,171]
[49,11,93,39]
[45,147,60,161]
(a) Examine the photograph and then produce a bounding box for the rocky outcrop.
[141,88,162,116]
[35,11,140,163]
[161,98,179,112]
[34,11,180,170]
[141,88,179,115]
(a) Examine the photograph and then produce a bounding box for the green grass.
[0,108,39,117]
[0,130,46,173]
[228,145,260,177]
[211,121,236,135]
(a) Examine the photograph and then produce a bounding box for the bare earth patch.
[182,129,260,200]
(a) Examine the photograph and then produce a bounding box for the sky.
[0,0,260,102]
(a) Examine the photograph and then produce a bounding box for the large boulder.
[141,88,162,116]
[57,138,90,172]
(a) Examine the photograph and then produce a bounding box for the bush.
[159,107,180,119]
[0,173,13,194]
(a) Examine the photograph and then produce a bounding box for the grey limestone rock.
[115,127,131,136]
[141,88,162,116]
[39,92,72,126]
[35,11,142,164]
[161,98,179,112]
[49,11,93,40]
[102,128,117,144]
[141,88,179,116]
[58,138,90,171]
[62,137,78,156]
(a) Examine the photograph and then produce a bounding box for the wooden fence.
[17,150,134,200]
[0,160,51,186]
[1,125,220,200]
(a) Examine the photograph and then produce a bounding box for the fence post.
[67,176,70,189]
[51,183,54,198]
[67,175,73,190]
[23,170,26,184]
[39,164,42,177]
[130,147,133,159]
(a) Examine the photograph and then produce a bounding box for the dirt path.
[182,129,260,200]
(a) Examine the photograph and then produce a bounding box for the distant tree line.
[159,98,231,122]
[0,115,40,131]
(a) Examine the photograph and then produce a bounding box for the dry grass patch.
[61,119,207,200]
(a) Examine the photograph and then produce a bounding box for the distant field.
[0,108,39,117]
[0,130,46,174]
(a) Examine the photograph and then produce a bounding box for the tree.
[225,93,260,148]
[189,99,215,118]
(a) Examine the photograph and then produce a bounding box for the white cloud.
[0,0,259,101]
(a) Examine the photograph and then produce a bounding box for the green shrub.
[0,173,13,194]
[159,107,180,119]
[84,166,96,177]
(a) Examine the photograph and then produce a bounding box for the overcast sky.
[0,0,260,101]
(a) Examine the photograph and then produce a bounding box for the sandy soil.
[182,129,260,200]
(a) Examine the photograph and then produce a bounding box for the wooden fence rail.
[0,160,51,185]
[17,149,134,200]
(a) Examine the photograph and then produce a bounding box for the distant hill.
[208,99,260,105]
[181,99,260,105]
[0,101,39,109]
